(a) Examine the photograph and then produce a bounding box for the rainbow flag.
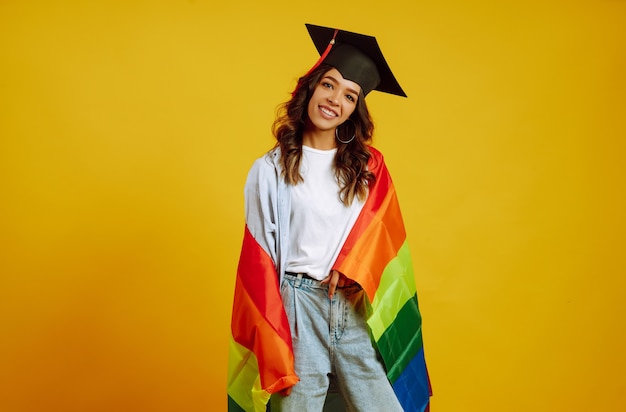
[227,225,299,412]
[228,147,431,411]
[332,147,431,411]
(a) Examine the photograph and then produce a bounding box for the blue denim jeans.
[270,273,403,412]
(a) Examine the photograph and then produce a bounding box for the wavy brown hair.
[272,64,376,206]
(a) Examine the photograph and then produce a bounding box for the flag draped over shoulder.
[332,147,431,411]
[227,227,299,411]
[228,147,431,411]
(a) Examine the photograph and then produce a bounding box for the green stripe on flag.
[375,294,424,383]
[228,395,246,412]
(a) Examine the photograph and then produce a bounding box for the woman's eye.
[346,95,355,102]
[322,82,332,89]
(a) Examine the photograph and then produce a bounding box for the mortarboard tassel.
[291,29,339,97]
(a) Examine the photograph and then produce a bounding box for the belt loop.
[295,273,303,288]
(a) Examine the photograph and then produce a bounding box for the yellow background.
[1,0,624,411]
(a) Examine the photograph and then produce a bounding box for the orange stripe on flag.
[335,186,406,300]
[231,282,298,393]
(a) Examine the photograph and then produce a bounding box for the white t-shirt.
[285,145,364,280]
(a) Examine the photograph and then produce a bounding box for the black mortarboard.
[305,23,407,97]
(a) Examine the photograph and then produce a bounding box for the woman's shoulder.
[246,147,281,183]
[366,145,392,177]
[368,145,386,164]
[368,145,383,159]
[250,147,280,170]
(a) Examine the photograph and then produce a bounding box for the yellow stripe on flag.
[227,337,271,412]
[367,241,417,342]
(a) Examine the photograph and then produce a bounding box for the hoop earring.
[335,119,356,144]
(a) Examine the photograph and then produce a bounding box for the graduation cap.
[303,23,407,97]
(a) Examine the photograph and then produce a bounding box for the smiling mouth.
[319,106,338,118]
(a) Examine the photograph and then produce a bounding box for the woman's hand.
[321,270,347,299]
[279,386,292,396]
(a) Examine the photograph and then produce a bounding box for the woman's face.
[306,68,361,134]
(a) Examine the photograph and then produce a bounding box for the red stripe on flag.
[231,226,298,392]
[333,147,406,298]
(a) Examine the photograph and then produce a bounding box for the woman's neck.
[302,129,337,150]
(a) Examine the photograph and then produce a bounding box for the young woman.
[228,24,431,412]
